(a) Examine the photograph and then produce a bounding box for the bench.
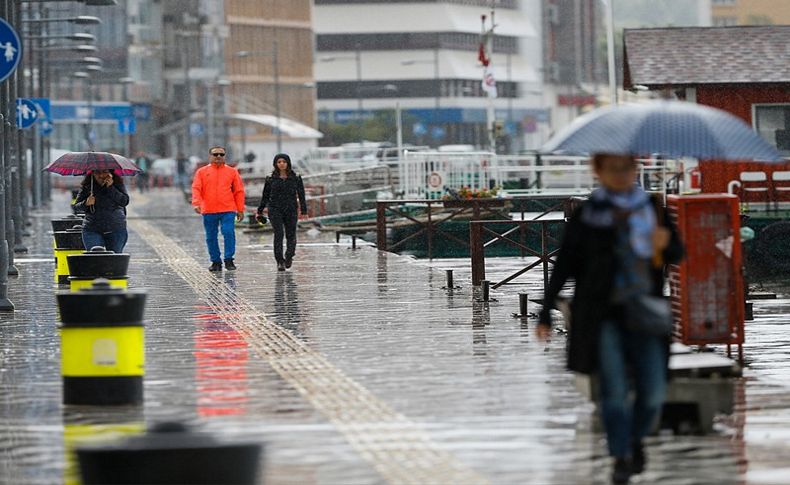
[575,344,741,435]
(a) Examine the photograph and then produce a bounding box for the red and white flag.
[482,65,497,98]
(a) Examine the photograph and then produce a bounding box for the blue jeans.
[597,319,667,457]
[202,212,236,263]
[83,228,128,254]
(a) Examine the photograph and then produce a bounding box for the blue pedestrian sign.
[412,122,427,136]
[189,122,204,136]
[30,98,52,135]
[0,18,21,84]
[117,117,136,135]
[16,99,38,129]
[38,118,53,136]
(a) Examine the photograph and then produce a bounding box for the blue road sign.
[412,122,427,136]
[16,99,38,129]
[431,126,446,140]
[38,118,53,136]
[117,117,136,135]
[0,18,21,84]
[30,98,52,135]
[189,122,204,136]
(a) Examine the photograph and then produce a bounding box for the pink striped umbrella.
[43,151,143,176]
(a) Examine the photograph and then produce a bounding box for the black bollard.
[519,293,528,317]
[67,246,131,291]
[57,280,146,406]
[482,280,490,302]
[351,235,357,249]
[446,269,454,289]
[54,226,86,285]
[76,422,262,485]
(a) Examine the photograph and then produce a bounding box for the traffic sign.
[117,117,136,135]
[38,118,53,136]
[16,99,38,129]
[189,122,204,136]
[30,98,52,135]
[431,126,446,140]
[0,18,21,83]
[412,122,427,136]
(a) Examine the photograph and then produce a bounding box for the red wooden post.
[376,201,387,251]
[470,221,485,285]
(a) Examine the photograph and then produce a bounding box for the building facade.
[712,0,790,26]
[313,0,546,153]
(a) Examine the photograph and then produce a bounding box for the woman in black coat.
[537,153,684,484]
[73,170,130,254]
[256,153,307,271]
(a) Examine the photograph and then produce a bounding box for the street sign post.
[0,17,21,83]
[16,99,39,129]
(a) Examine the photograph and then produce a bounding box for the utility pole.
[481,6,497,152]
[605,0,617,105]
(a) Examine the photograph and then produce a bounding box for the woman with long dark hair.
[73,169,130,254]
[256,153,307,271]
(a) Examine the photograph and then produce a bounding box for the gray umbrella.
[542,100,783,162]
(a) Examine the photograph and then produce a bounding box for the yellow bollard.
[57,280,146,406]
[69,277,128,292]
[53,229,85,285]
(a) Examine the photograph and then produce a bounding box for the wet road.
[1,188,789,484]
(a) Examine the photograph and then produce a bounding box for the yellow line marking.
[129,218,488,484]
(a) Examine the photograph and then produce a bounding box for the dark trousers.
[269,207,298,263]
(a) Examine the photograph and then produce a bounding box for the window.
[754,104,790,156]
[712,0,736,5]
[713,16,738,26]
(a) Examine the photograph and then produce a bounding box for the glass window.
[754,104,790,156]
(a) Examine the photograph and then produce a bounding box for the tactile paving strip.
[129,218,487,484]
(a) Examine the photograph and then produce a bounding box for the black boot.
[284,256,293,269]
[631,441,645,474]
[612,457,632,484]
[209,261,222,272]
[224,258,236,271]
[277,261,285,271]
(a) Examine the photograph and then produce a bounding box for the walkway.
[1,188,789,484]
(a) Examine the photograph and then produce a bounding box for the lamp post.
[119,76,134,156]
[319,45,363,145]
[236,42,282,153]
[216,78,230,152]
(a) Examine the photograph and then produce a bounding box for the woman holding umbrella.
[73,169,130,254]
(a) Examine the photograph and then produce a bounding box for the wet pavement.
[1,188,790,484]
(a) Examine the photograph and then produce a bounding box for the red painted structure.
[668,194,744,360]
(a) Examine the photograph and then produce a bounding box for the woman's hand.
[652,226,670,252]
[86,195,96,206]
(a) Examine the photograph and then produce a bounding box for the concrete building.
[313,0,546,153]
[155,0,320,164]
[711,0,790,26]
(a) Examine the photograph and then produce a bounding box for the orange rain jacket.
[191,162,246,214]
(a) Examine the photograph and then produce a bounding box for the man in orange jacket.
[192,146,246,271]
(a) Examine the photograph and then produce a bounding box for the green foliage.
[318,109,421,147]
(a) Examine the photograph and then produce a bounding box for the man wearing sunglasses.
[191,146,246,271]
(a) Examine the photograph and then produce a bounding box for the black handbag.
[624,294,673,336]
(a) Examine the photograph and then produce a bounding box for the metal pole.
[485,11,496,152]
[41,4,51,203]
[433,47,440,112]
[273,39,281,153]
[123,82,131,156]
[182,34,192,156]
[10,0,25,256]
[356,43,362,145]
[220,83,228,151]
[395,100,403,161]
[605,0,617,105]
[207,82,215,146]
[0,115,13,309]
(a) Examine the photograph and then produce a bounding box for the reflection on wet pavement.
[1,189,789,484]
